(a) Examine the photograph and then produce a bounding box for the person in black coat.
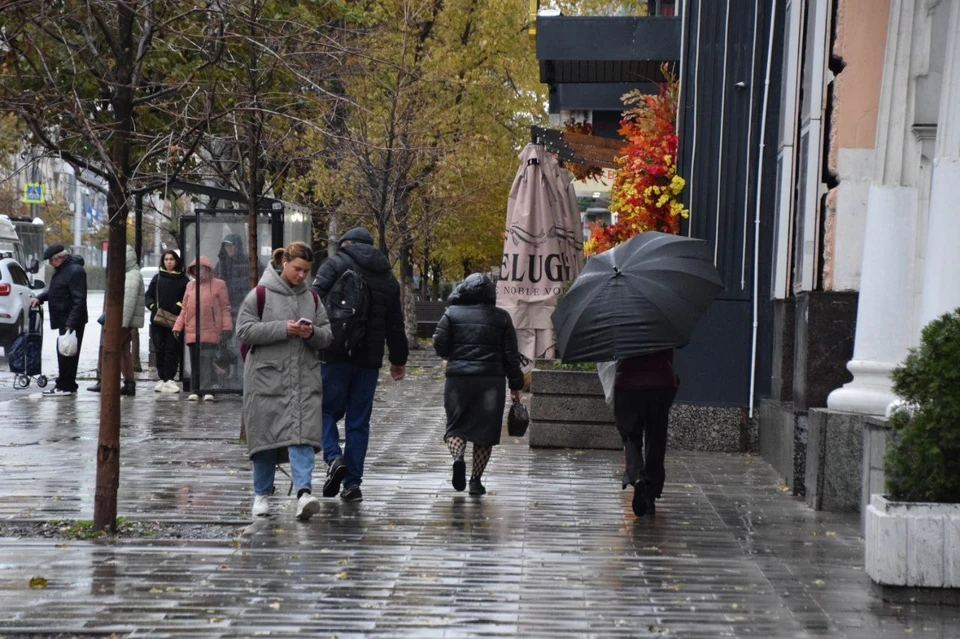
[214,233,263,321]
[433,273,524,495]
[145,250,189,392]
[310,226,408,502]
[31,243,88,395]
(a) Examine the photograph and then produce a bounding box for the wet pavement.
[0,348,958,637]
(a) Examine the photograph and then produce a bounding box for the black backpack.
[323,264,371,357]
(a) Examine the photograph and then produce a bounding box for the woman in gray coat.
[236,242,333,520]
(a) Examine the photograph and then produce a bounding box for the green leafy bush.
[43,264,106,290]
[885,308,960,503]
[84,265,106,290]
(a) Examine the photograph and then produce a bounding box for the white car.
[0,255,43,350]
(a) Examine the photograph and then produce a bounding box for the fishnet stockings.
[446,437,466,459]
[472,445,492,478]
[445,438,492,478]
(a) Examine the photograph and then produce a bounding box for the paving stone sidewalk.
[0,351,957,638]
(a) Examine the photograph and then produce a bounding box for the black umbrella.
[551,232,723,363]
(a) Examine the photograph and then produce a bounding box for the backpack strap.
[256,285,266,319]
[310,289,319,312]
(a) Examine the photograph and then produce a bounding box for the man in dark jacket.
[31,243,88,395]
[311,227,408,502]
[215,233,263,321]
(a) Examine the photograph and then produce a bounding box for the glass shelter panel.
[180,214,272,394]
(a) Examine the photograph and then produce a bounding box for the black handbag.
[507,398,529,437]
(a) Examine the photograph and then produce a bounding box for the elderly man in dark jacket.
[31,243,88,395]
[311,227,408,502]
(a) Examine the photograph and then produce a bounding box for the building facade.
[760,0,960,514]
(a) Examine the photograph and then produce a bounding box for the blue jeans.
[321,362,380,488]
[252,445,316,496]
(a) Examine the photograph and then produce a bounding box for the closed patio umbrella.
[497,144,583,366]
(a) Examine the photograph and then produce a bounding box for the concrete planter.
[865,494,960,603]
[528,366,619,449]
[528,362,751,452]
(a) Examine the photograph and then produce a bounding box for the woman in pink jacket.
[173,256,232,401]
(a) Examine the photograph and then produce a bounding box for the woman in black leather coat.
[433,273,524,495]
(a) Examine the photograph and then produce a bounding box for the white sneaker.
[154,380,165,392]
[43,387,76,397]
[202,394,215,402]
[188,393,199,401]
[162,380,181,393]
[296,493,320,520]
[252,494,270,517]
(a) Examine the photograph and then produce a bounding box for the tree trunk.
[96,189,129,533]
[398,235,417,348]
[431,261,442,301]
[94,2,136,533]
[419,262,428,301]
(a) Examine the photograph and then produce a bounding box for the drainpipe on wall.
[686,3,702,237]
[749,0,778,419]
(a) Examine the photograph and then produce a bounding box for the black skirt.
[443,375,506,447]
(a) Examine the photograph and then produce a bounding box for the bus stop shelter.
[170,182,311,396]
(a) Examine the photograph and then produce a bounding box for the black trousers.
[55,325,85,392]
[613,387,677,498]
[151,324,182,381]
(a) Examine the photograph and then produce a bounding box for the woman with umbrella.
[551,232,723,518]
[433,273,525,495]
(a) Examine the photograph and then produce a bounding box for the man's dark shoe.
[452,457,466,492]
[468,477,486,496]
[323,458,347,497]
[632,481,648,518]
[119,382,136,396]
[340,485,363,502]
[87,382,101,393]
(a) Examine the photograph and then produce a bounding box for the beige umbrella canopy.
[496,144,583,368]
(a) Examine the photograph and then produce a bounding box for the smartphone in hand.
[298,318,313,326]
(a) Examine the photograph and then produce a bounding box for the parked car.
[0,255,44,350]
[141,266,159,290]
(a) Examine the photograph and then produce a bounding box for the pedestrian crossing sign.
[23,183,44,204]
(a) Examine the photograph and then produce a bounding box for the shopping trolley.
[9,305,47,389]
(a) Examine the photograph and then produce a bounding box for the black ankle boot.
[452,457,466,492]
[87,381,101,393]
[468,477,485,496]
[119,382,136,396]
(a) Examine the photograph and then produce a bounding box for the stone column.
[919,1,960,326]
[827,0,921,416]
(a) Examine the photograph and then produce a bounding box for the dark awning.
[537,16,681,85]
[551,82,659,112]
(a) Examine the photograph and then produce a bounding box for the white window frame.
[772,0,804,299]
